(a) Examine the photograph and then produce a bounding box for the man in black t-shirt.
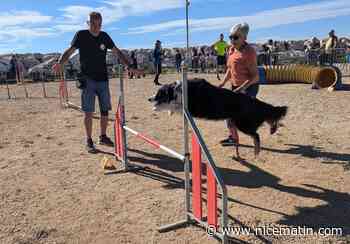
[53,12,138,153]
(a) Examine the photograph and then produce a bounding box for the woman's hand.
[233,86,245,93]
[219,69,231,88]
[234,80,251,93]
[218,82,226,88]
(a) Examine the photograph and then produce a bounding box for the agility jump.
[3,63,48,99]
[114,64,229,243]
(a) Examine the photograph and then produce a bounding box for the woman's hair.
[230,23,249,38]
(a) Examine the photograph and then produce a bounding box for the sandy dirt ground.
[0,73,350,244]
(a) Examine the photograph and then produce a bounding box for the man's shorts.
[217,55,226,66]
[81,79,112,113]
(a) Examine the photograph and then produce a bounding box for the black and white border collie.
[148,78,287,158]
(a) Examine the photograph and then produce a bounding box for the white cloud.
[0,11,52,28]
[54,24,86,33]
[0,27,57,46]
[103,0,183,15]
[0,43,31,54]
[0,11,55,51]
[160,28,186,37]
[57,0,184,26]
[58,6,94,24]
[0,26,57,54]
[106,27,120,31]
[126,0,350,34]
[127,19,186,35]
[0,11,57,54]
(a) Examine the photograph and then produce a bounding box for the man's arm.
[52,46,76,73]
[111,46,131,67]
[59,46,76,65]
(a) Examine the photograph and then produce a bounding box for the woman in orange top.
[218,23,259,148]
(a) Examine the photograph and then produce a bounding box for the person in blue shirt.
[153,40,162,85]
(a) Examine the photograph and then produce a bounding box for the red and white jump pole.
[123,126,185,161]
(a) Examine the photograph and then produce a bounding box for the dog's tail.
[270,106,288,121]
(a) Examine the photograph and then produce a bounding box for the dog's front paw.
[270,122,278,135]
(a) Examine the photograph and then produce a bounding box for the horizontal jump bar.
[123,126,185,161]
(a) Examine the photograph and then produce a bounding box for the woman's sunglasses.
[229,35,240,41]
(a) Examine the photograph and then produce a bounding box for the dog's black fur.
[149,78,288,157]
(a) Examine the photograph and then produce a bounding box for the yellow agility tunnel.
[259,65,341,89]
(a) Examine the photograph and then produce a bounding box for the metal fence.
[258,48,350,76]
[2,47,349,84]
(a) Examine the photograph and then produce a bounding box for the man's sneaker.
[86,138,97,153]
[220,136,237,146]
[99,135,114,147]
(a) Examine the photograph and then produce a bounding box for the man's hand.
[52,63,63,74]
[53,46,76,74]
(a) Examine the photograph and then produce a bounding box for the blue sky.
[0,0,349,54]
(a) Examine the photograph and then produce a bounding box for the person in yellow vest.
[211,33,229,80]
